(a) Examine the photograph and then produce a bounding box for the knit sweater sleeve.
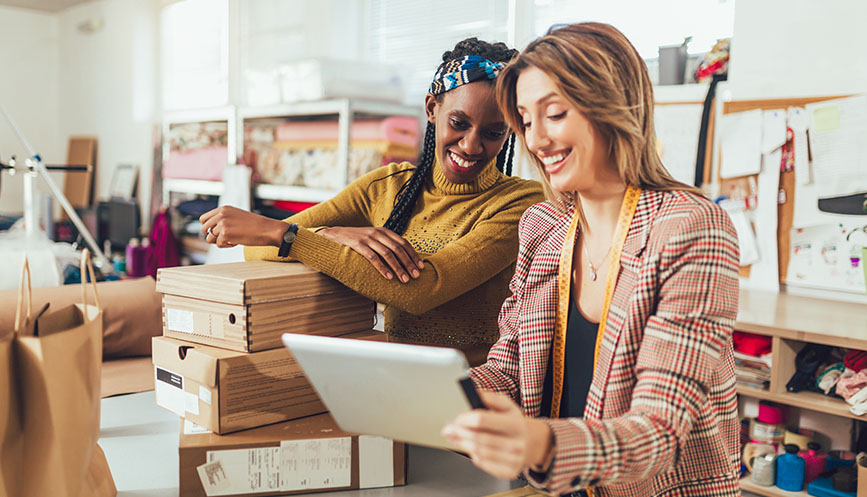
[243,164,407,261]
[248,177,544,315]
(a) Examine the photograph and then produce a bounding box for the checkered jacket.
[471,189,742,497]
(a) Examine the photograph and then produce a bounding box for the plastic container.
[776,443,806,492]
[800,442,828,484]
[751,452,777,486]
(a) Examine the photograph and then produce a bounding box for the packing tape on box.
[757,400,787,425]
[749,418,785,445]
[743,441,777,472]
[783,428,816,450]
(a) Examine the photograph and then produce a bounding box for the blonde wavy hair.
[496,22,700,209]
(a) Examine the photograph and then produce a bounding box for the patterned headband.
[428,55,506,96]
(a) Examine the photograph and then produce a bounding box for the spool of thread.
[784,427,816,450]
[743,442,777,472]
[757,401,787,425]
[749,418,785,446]
[751,452,777,486]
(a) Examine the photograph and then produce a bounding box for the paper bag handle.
[80,248,102,317]
[14,255,32,333]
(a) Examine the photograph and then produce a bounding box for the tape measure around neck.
[550,185,641,419]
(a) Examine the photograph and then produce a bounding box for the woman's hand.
[442,391,554,480]
[200,206,288,249]
[318,226,424,283]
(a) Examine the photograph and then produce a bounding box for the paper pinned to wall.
[744,150,782,292]
[720,206,760,266]
[653,103,703,185]
[788,107,812,186]
[761,109,787,154]
[720,109,763,178]
[805,95,867,199]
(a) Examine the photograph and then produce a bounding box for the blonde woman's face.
[515,66,610,194]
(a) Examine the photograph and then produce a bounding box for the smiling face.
[515,66,617,195]
[425,82,509,184]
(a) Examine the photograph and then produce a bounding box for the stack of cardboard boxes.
[152,261,407,496]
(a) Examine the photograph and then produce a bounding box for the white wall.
[728,0,867,99]
[56,0,158,230]
[0,6,62,216]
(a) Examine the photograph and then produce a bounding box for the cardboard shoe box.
[153,330,384,434]
[179,413,407,497]
[157,261,374,352]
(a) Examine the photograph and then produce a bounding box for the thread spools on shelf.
[751,452,777,486]
[749,417,785,446]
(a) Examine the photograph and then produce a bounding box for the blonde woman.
[443,23,741,497]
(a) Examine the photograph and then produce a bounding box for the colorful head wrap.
[429,55,506,96]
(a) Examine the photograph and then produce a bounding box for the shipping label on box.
[179,413,406,497]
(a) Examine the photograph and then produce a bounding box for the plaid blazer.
[471,189,742,497]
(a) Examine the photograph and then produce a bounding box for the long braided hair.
[383,38,518,235]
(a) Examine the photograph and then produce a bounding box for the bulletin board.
[718,96,845,282]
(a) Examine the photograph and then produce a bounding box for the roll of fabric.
[750,418,785,446]
[758,400,787,425]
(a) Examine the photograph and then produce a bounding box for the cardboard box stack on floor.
[151,261,406,496]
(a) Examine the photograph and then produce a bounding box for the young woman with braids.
[200,38,544,365]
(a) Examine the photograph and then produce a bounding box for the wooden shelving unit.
[740,476,810,497]
[735,288,867,496]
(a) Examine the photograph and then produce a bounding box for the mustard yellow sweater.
[245,159,544,364]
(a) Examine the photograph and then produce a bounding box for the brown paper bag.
[0,250,116,497]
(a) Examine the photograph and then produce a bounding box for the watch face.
[283,230,297,244]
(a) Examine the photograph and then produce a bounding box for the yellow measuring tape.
[549,186,640,496]
[550,185,641,418]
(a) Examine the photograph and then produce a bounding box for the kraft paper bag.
[0,250,116,497]
[0,332,22,497]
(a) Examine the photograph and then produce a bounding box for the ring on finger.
[207,227,214,237]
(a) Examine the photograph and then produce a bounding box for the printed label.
[280,437,351,491]
[154,367,185,417]
[183,419,212,435]
[203,447,282,495]
[197,459,230,496]
[167,308,195,334]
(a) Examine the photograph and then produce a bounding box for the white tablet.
[281,333,483,449]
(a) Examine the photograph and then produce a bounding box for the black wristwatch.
[277,224,299,258]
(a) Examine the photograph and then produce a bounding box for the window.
[366,0,511,104]
[160,0,229,110]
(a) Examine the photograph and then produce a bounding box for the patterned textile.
[429,55,505,96]
[471,189,742,497]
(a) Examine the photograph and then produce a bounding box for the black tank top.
[540,296,599,418]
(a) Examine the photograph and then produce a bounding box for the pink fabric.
[162,146,228,180]
[274,117,419,148]
[147,209,181,278]
[836,368,867,400]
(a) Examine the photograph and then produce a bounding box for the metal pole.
[1,104,112,271]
